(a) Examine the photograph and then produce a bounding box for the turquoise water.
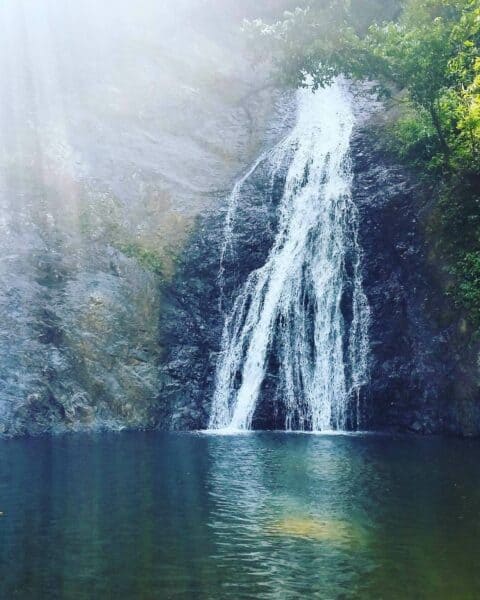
[1,432,480,599]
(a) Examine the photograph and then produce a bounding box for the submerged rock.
[266,516,363,544]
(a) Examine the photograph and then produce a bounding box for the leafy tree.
[248,0,480,326]
[249,0,480,169]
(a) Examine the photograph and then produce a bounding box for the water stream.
[209,81,370,432]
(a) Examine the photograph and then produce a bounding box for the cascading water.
[209,80,370,432]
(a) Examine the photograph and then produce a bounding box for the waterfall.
[209,81,370,432]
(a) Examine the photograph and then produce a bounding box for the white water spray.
[209,81,370,432]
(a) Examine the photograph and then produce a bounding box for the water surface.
[1,432,479,598]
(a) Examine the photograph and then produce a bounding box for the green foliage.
[118,241,165,277]
[455,252,480,324]
[384,109,441,168]
[78,201,168,279]
[251,0,480,167]
[244,1,403,88]
[249,0,480,329]
[430,175,480,326]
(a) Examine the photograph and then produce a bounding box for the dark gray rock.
[161,95,480,436]
[158,118,293,429]
[352,124,480,435]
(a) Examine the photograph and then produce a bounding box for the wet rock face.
[159,143,291,430]
[0,240,163,436]
[352,127,480,435]
[2,8,478,442]
[162,111,480,436]
[0,0,280,437]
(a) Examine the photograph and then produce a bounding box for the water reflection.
[206,434,372,598]
[0,433,480,598]
[205,433,480,598]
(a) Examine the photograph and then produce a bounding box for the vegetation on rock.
[248,0,480,330]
